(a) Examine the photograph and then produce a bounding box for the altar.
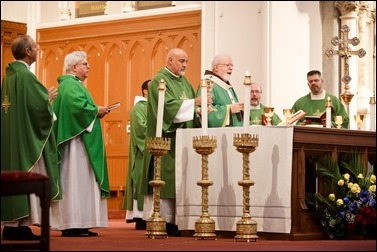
[175,126,294,233]
[175,126,376,238]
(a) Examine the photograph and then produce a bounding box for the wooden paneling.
[36,10,201,213]
[1,20,27,80]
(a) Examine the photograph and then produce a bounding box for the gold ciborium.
[145,137,171,239]
[192,135,217,240]
[334,115,343,129]
[283,109,293,125]
[263,107,274,126]
[354,114,365,130]
[233,133,259,242]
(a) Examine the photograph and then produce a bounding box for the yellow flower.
[370,174,376,184]
[351,184,360,194]
[336,199,343,206]
[348,182,354,188]
[328,193,335,201]
[337,179,344,186]
[357,173,364,179]
[369,184,376,192]
[343,173,350,181]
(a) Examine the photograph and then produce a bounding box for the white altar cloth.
[175,126,293,233]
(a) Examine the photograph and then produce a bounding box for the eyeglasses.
[217,64,234,68]
[251,90,261,94]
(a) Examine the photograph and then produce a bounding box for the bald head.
[165,48,188,76]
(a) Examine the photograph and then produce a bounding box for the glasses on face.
[251,90,260,94]
[217,63,234,68]
[76,62,89,67]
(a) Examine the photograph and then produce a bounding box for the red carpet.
[2,219,376,251]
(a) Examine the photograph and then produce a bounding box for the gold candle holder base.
[145,137,171,239]
[192,135,217,240]
[233,133,259,242]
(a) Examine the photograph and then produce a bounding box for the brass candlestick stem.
[192,135,217,240]
[233,133,259,242]
[145,137,171,239]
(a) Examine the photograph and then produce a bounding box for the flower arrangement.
[306,153,376,239]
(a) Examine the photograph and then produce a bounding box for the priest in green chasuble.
[51,51,110,237]
[1,35,61,240]
[122,79,150,230]
[197,54,243,127]
[292,70,349,128]
[249,83,282,125]
[139,48,203,235]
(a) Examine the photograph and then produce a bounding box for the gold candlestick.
[192,135,217,240]
[233,133,259,242]
[145,137,171,239]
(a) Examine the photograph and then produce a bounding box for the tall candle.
[156,79,165,137]
[243,71,251,131]
[201,79,208,135]
[325,97,331,128]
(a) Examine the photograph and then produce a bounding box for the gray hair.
[64,51,87,73]
[211,54,232,69]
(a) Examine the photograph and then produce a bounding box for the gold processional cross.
[2,95,11,113]
[325,24,366,105]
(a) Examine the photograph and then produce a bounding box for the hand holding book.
[107,102,121,111]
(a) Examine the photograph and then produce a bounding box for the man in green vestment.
[51,51,110,237]
[249,83,282,125]
[292,70,349,128]
[139,48,203,235]
[197,54,244,127]
[122,79,150,230]
[1,35,61,240]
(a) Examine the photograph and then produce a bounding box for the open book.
[304,110,326,123]
[277,110,306,126]
[290,110,307,124]
[107,102,121,111]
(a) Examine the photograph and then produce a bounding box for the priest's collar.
[204,70,230,85]
[165,67,180,78]
[15,60,30,69]
[251,105,261,109]
[310,90,326,100]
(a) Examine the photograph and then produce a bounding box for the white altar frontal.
[175,126,294,233]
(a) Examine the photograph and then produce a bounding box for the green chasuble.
[196,71,243,127]
[292,92,349,128]
[123,97,147,211]
[139,68,199,199]
[249,104,283,126]
[1,61,61,221]
[52,75,110,198]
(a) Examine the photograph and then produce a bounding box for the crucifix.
[325,24,366,107]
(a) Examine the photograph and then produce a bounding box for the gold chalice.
[264,107,274,126]
[334,115,343,129]
[283,109,293,125]
[354,114,365,130]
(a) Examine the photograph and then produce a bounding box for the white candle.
[325,97,331,128]
[243,71,251,131]
[201,80,208,135]
[156,79,165,137]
